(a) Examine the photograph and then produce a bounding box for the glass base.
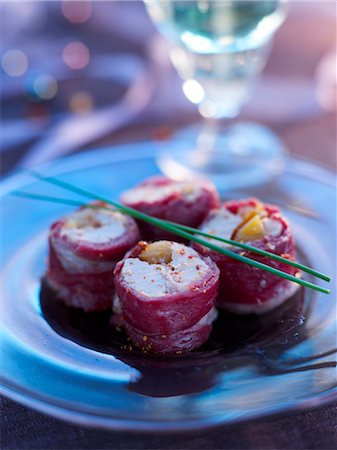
[157,122,286,191]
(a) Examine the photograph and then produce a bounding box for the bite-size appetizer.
[123,308,217,355]
[193,198,299,314]
[113,240,219,354]
[120,176,220,240]
[46,202,140,312]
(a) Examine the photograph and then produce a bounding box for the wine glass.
[144,0,287,189]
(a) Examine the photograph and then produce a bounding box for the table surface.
[1,2,336,449]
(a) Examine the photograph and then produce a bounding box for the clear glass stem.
[145,0,288,189]
[157,119,286,190]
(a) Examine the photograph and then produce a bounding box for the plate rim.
[1,377,337,433]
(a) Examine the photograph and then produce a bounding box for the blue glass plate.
[1,142,336,431]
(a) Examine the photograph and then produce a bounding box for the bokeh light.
[69,91,94,114]
[62,41,90,70]
[182,79,205,104]
[1,49,28,77]
[61,0,92,24]
[33,74,58,100]
[199,100,217,118]
[315,49,337,113]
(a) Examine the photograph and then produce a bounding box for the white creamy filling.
[113,292,122,315]
[60,208,126,244]
[261,217,283,237]
[52,239,115,273]
[121,243,210,297]
[200,208,282,246]
[122,181,201,204]
[197,307,218,327]
[200,209,242,248]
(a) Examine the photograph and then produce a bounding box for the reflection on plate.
[40,279,308,398]
[1,143,336,431]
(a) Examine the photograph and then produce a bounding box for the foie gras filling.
[60,207,127,244]
[121,241,210,297]
[201,201,283,245]
[122,181,201,204]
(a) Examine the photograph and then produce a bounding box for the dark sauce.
[40,279,314,397]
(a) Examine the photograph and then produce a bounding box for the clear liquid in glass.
[144,0,287,188]
[145,0,285,118]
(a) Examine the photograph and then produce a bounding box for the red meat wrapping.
[46,202,140,311]
[123,308,217,354]
[47,244,116,311]
[49,202,140,264]
[113,241,220,335]
[193,198,299,314]
[120,176,220,240]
